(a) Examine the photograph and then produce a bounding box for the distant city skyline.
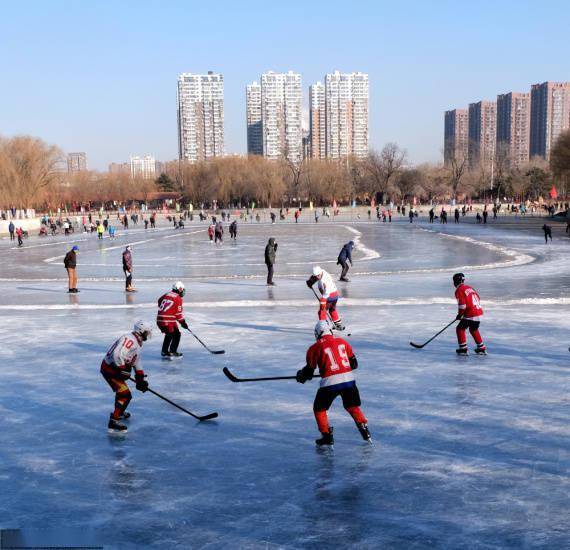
[1,1,569,170]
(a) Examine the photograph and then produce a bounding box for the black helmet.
[453,273,465,287]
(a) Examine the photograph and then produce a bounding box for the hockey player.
[453,273,486,355]
[296,321,370,446]
[157,281,189,358]
[306,266,344,331]
[101,321,152,432]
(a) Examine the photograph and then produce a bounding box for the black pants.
[124,269,132,289]
[9,231,14,241]
[339,259,349,280]
[314,384,361,411]
[544,231,552,243]
[162,328,181,354]
[266,263,274,284]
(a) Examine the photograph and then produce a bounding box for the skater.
[97,222,104,239]
[453,273,486,356]
[409,209,414,223]
[294,210,300,223]
[64,245,79,293]
[429,208,434,224]
[157,281,189,358]
[296,321,370,446]
[306,266,344,331]
[16,227,23,247]
[454,208,460,223]
[229,220,237,240]
[101,321,152,433]
[8,220,15,241]
[264,237,278,286]
[214,221,224,243]
[208,223,215,242]
[337,240,354,282]
[122,245,135,292]
[542,224,552,243]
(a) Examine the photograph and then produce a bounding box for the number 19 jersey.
[306,334,355,389]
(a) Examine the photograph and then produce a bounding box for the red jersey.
[306,334,355,389]
[157,291,185,329]
[455,284,483,320]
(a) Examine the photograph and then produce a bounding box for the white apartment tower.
[309,82,325,159]
[260,71,302,164]
[324,71,369,159]
[130,155,156,180]
[177,72,224,163]
[246,82,263,156]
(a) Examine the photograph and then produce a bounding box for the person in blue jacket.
[337,241,354,282]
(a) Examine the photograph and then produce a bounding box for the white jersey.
[103,332,142,375]
[317,270,338,299]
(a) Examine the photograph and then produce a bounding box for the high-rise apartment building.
[324,71,369,159]
[468,101,496,171]
[530,81,570,160]
[109,162,130,175]
[496,92,530,168]
[246,82,263,156]
[260,71,302,164]
[444,109,469,166]
[309,82,325,159]
[67,152,87,173]
[130,156,156,180]
[177,71,224,163]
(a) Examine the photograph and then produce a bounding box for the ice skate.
[333,321,345,332]
[108,416,128,433]
[456,347,468,356]
[170,351,183,358]
[475,345,487,355]
[117,411,131,420]
[315,427,334,447]
[161,351,173,360]
[356,422,372,443]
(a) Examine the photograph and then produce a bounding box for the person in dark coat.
[122,245,135,291]
[229,220,237,240]
[264,237,278,286]
[337,241,354,282]
[8,221,15,241]
[215,221,224,243]
[64,245,79,293]
[542,224,552,244]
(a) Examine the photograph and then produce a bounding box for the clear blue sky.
[1,0,568,170]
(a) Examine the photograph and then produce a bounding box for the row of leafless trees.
[2,132,570,210]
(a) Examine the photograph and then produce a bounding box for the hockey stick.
[185,327,225,354]
[409,319,457,349]
[130,377,218,421]
[223,366,321,383]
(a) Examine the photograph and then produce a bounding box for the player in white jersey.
[306,266,345,331]
[100,321,152,432]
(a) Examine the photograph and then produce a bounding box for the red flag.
[549,185,558,199]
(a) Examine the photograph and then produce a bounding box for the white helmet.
[314,320,332,340]
[133,320,153,341]
[312,266,323,278]
[173,281,186,297]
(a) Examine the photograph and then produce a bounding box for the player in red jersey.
[296,321,371,446]
[453,273,486,355]
[157,281,189,358]
[101,321,152,433]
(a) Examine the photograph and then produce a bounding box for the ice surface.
[0,215,569,548]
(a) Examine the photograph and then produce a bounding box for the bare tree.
[362,143,407,202]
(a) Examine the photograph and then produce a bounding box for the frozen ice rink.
[0,214,569,549]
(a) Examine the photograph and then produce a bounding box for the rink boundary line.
[3,297,570,311]
[42,229,205,263]
[415,227,535,269]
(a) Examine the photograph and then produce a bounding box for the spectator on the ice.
[388,209,393,222]
[214,221,224,243]
[483,210,488,224]
[8,220,15,241]
[440,209,448,224]
[542,224,552,243]
[229,220,237,240]
[294,210,300,223]
[476,212,482,223]
[16,227,24,247]
[315,211,319,223]
[337,241,354,282]
[265,237,278,286]
[429,208,435,223]
[123,245,135,292]
[454,208,460,223]
[97,222,104,239]
[408,209,414,223]
[64,245,79,293]
[270,212,276,224]
[208,223,215,241]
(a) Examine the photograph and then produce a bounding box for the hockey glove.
[455,313,464,321]
[349,355,358,370]
[296,365,314,383]
[135,372,148,392]
[179,319,189,330]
